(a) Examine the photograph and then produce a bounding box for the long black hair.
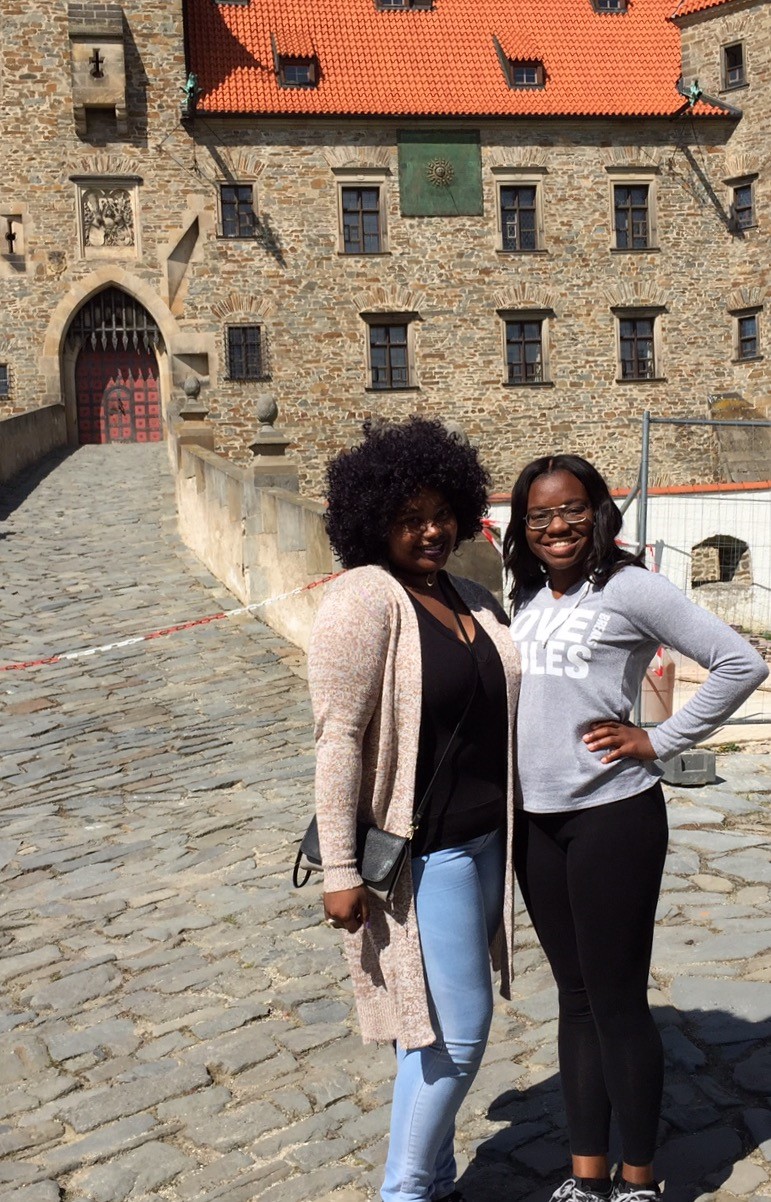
[502,454,643,608]
[325,416,490,569]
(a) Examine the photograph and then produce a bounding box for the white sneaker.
[611,1178,661,1201]
[549,1178,612,1202]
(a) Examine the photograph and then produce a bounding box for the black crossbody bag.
[292,589,479,902]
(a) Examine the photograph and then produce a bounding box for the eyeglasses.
[525,503,592,530]
[395,506,456,536]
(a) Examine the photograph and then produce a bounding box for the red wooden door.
[75,347,162,444]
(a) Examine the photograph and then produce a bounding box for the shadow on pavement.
[0,446,79,523]
[463,1006,771,1202]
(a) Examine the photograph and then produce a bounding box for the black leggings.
[514,785,668,1166]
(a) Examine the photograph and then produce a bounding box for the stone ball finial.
[443,420,470,446]
[183,375,201,399]
[256,395,279,430]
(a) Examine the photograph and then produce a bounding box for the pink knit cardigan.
[307,566,521,1047]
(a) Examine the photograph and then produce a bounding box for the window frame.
[226,324,268,382]
[492,167,547,254]
[593,0,627,10]
[507,60,545,89]
[375,0,433,8]
[218,182,257,240]
[278,57,318,88]
[728,176,757,232]
[334,169,389,255]
[0,363,9,397]
[722,42,746,91]
[499,309,552,387]
[605,168,659,252]
[363,313,417,391]
[732,308,762,362]
[614,309,663,382]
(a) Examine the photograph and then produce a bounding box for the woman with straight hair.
[308,417,520,1202]
[503,453,767,1202]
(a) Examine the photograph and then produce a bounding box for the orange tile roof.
[185,0,725,118]
[671,0,734,18]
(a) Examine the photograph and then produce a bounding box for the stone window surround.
[605,166,659,252]
[726,174,758,232]
[612,307,665,383]
[1,211,25,257]
[361,310,419,391]
[0,202,31,278]
[721,41,747,92]
[491,166,547,254]
[333,167,390,255]
[217,181,258,240]
[225,322,269,381]
[730,306,762,363]
[498,308,553,387]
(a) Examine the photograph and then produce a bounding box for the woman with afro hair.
[307,416,520,1202]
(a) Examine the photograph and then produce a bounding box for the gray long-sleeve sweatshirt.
[510,565,769,813]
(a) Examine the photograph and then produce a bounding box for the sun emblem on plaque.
[426,157,455,188]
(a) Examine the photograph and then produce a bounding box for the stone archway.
[67,288,163,444]
[43,269,188,448]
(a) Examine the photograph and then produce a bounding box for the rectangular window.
[227,325,264,380]
[500,186,538,251]
[619,317,655,379]
[220,185,255,239]
[737,313,759,360]
[614,184,650,249]
[723,43,745,89]
[376,0,432,7]
[0,364,9,396]
[731,181,755,230]
[369,323,410,389]
[594,0,627,9]
[342,187,382,254]
[279,58,317,87]
[505,320,544,384]
[510,61,543,87]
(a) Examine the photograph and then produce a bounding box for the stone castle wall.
[1,0,768,497]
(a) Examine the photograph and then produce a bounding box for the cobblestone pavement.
[1,445,770,1202]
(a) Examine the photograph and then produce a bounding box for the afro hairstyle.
[324,416,491,569]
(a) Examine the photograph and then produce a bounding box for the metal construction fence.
[621,414,771,728]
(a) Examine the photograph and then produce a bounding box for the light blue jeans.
[381,828,505,1202]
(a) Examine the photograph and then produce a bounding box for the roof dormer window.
[376,0,433,8]
[593,0,627,12]
[278,57,318,88]
[508,60,544,89]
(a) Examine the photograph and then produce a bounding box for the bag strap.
[409,579,480,837]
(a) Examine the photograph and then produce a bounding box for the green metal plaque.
[397,130,483,216]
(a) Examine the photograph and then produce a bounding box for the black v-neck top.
[408,589,507,856]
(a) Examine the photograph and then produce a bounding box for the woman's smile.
[525,470,593,590]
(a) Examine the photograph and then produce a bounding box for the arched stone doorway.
[67,288,164,443]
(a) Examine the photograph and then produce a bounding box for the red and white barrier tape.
[481,518,503,556]
[2,518,510,675]
[0,572,343,674]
